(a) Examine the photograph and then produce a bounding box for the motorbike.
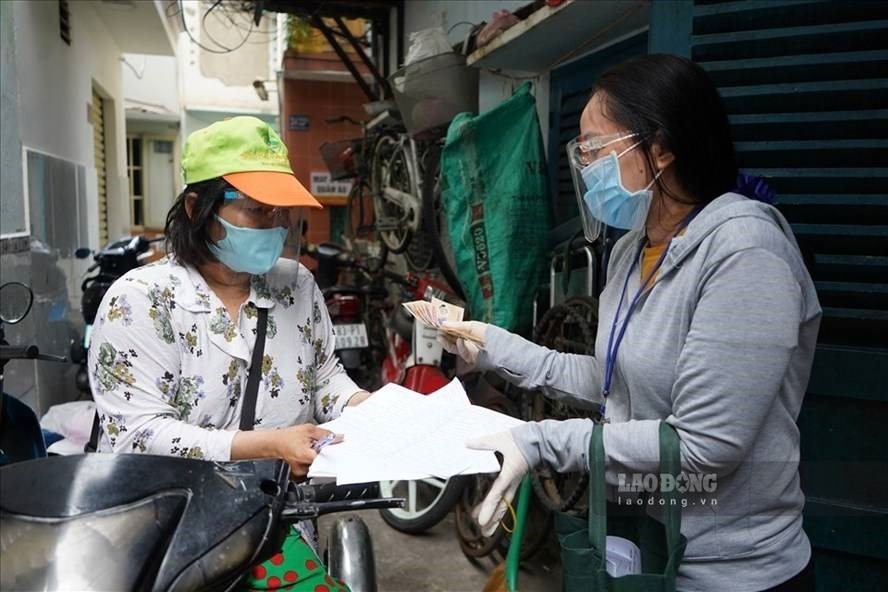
[70,235,164,394]
[305,241,389,392]
[0,281,403,592]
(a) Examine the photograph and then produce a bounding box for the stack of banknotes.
[401,297,483,344]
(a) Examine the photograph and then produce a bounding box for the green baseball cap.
[181,116,321,208]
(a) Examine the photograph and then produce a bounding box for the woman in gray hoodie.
[442,55,821,592]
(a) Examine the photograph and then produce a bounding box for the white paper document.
[605,536,642,577]
[308,378,523,485]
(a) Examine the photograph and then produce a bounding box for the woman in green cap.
[88,116,367,591]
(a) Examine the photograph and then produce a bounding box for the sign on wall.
[288,115,310,131]
[310,172,353,197]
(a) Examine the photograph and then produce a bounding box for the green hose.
[505,476,532,592]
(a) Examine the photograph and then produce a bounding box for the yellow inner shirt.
[642,226,690,286]
[641,242,668,286]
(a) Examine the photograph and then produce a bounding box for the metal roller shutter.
[650,1,888,589]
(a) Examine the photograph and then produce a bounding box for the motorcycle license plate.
[333,323,369,350]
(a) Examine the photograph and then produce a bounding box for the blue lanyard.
[600,210,699,418]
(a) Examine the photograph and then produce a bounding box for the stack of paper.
[401,298,483,345]
[309,379,523,485]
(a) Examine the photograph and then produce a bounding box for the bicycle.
[321,105,463,292]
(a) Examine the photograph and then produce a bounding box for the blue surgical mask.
[208,215,287,274]
[580,140,661,231]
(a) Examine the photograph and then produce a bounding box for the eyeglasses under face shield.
[566,132,640,242]
[220,189,303,228]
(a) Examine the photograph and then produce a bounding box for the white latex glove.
[465,430,529,537]
[436,320,488,365]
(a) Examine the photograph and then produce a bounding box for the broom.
[482,476,532,592]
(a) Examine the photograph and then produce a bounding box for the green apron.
[555,422,687,591]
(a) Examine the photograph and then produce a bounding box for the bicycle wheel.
[345,179,375,240]
[403,222,436,271]
[493,476,553,562]
[378,475,468,534]
[455,372,553,560]
[371,135,416,254]
[421,143,465,299]
[526,296,600,513]
[454,472,507,558]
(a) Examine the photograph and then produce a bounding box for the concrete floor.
[319,510,561,592]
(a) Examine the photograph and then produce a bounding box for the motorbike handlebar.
[281,481,404,520]
[0,345,67,363]
[0,344,39,361]
[303,243,355,266]
[92,235,163,261]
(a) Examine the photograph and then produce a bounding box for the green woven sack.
[441,82,550,333]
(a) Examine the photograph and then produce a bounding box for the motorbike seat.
[1,454,289,591]
[323,285,363,297]
[323,285,388,298]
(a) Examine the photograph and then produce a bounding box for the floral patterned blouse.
[88,256,359,460]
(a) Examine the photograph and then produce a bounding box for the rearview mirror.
[0,282,34,324]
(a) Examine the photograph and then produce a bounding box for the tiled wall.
[283,77,368,253]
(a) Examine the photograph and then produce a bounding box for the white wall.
[2,0,144,413]
[12,0,129,247]
[1,1,25,237]
[400,0,551,148]
[123,53,179,115]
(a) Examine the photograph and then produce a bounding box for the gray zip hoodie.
[475,193,821,591]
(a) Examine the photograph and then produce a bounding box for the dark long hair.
[164,178,230,267]
[593,54,737,205]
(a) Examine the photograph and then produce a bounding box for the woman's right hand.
[274,424,333,478]
[437,321,489,365]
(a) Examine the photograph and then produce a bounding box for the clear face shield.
[566,132,640,242]
[213,188,306,274]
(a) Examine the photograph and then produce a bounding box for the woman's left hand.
[466,430,529,536]
[274,424,331,478]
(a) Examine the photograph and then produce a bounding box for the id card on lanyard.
[599,209,699,420]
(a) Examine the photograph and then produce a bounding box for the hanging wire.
[214,9,275,36]
[121,55,147,79]
[202,0,255,51]
[179,0,254,54]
